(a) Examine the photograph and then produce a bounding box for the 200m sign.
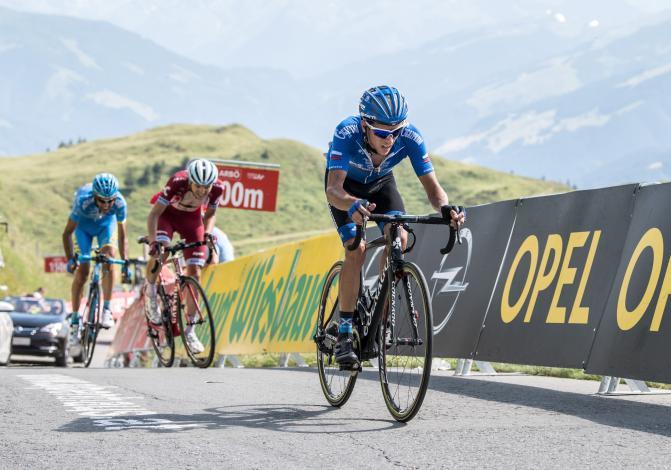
[215,165,279,212]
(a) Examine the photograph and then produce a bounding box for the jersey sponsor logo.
[402,127,424,145]
[422,154,431,164]
[335,123,359,140]
[329,154,342,161]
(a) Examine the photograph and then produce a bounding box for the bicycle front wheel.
[316,261,358,407]
[82,282,102,368]
[148,285,175,367]
[379,261,433,422]
[177,276,216,368]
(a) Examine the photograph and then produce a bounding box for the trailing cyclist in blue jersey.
[324,85,465,366]
[62,173,130,333]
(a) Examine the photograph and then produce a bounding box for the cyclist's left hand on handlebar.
[204,232,217,244]
[121,261,132,283]
[348,199,376,225]
[441,204,466,229]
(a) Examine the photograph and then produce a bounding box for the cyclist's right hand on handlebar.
[348,199,376,225]
[66,257,78,274]
[148,241,162,257]
[441,204,466,229]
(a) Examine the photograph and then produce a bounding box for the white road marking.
[19,374,212,431]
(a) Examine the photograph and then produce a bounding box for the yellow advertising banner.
[201,233,343,355]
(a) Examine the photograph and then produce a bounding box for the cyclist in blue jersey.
[62,173,130,332]
[325,85,465,366]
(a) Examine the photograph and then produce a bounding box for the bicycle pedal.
[339,361,360,372]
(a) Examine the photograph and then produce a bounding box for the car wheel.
[55,342,69,367]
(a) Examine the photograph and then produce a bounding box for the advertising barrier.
[202,233,342,354]
[587,183,671,383]
[420,200,518,358]
[108,181,671,384]
[474,185,637,368]
[109,233,343,360]
[108,298,151,357]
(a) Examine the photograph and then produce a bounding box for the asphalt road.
[2,363,671,469]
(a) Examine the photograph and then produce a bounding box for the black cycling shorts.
[325,170,405,243]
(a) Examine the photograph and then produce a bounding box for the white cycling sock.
[145,282,157,298]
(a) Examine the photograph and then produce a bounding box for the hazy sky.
[2,0,670,77]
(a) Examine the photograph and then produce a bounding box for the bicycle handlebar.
[138,236,211,274]
[76,253,127,265]
[346,211,464,255]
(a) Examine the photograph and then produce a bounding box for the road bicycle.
[75,251,127,367]
[139,236,216,368]
[314,209,463,422]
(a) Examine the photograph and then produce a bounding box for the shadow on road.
[57,402,404,434]
[289,368,671,436]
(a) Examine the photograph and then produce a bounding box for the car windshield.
[4,297,63,315]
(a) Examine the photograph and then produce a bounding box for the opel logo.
[430,228,473,335]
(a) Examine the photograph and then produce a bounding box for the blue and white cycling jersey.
[326,116,434,184]
[69,184,127,227]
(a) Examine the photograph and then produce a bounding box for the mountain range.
[0,3,669,188]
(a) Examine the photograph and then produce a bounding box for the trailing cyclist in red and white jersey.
[144,158,223,353]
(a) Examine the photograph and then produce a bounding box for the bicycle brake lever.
[440,227,457,255]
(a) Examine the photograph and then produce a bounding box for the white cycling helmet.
[187,159,218,186]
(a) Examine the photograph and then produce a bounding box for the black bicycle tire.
[148,285,175,367]
[379,261,433,422]
[316,261,358,407]
[83,282,102,368]
[177,276,216,368]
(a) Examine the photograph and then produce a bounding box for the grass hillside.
[0,124,567,297]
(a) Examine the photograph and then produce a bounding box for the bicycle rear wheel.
[316,261,358,407]
[148,285,175,367]
[379,262,433,422]
[177,276,215,368]
[82,282,102,368]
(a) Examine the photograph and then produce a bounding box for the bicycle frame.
[355,222,406,362]
[152,244,207,326]
[77,253,127,324]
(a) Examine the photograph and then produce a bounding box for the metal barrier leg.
[597,376,612,394]
[278,353,289,368]
[624,379,650,393]
[475,361,497,374]
[596,376,671,395]
[454,358,474,376]
[129,351,141,368]
[226,355,244,368]
[607,376,621,393]
[454,358,465,376]
[291,353,308,367]
[432,358,451,371]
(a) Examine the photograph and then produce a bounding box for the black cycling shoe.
[335,334,358,365]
